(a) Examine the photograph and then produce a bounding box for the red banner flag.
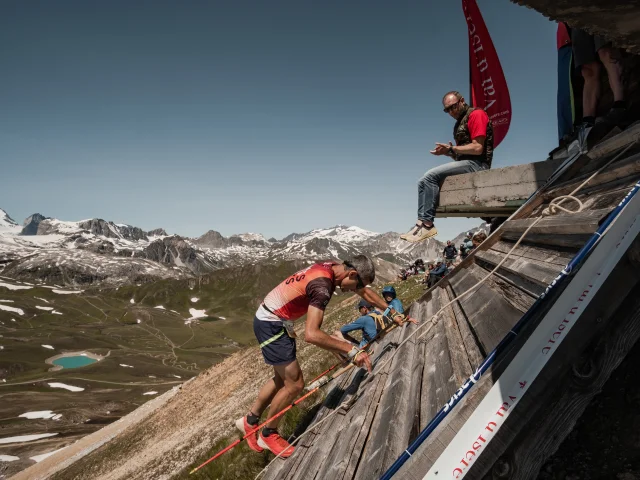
[462,0,512,147]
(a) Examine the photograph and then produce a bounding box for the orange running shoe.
[235,416,264,453]
[257,431,295,458]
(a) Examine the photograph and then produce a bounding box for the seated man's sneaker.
[400,223,438,243]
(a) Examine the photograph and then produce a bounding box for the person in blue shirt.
[427,260,448,288]
[381,286,404,314]
[333,299,380,349]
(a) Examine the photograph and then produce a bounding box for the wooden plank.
[473,249,563,288]
[419,296,441,431]
[262,372,355,480]
[436,205,517,218]
[445,285,485,369]
[539,152,640,209]
[353,323,418,480]
[470,263,538,314]
[339,366,389,480]
[448,265,524,353]
[500,231,593,250]
[489,240,575,267]
[465,239,640,480]
[316,368,386,480]
[500,208,613,237]
[440,287,473,386]
[431,289,458,412]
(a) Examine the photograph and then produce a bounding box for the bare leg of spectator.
[598,47,624,102]
[581,61,601,120]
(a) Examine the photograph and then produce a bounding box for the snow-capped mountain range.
[0,208,455,286]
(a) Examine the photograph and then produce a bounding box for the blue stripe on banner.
[557,45,574,141]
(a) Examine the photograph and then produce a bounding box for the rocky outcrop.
[21,213,48,235]
[194,230,229,248]
[76,219,148,241]
[147,228,168,236]
[142,236,216,275]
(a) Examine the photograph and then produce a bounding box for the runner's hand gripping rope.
[347,345,372,372]
[390,312,418,326]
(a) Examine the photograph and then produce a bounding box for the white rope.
[254,139,638,479]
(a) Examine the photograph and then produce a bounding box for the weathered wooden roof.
[512,0,640,55]
[261,123,640,480]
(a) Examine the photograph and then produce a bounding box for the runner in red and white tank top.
[256,262,337,322]
[238,255,417,458]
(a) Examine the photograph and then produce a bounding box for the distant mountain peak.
[0,208,18,227]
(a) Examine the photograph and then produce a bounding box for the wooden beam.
[500,207,613,237]
[473,249,563,288]
[499,232,593,250]
[488,240,576,267]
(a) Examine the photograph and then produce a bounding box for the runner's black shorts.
[254,317,297,366]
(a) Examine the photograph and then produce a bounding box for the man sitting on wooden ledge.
[401,91,494,243]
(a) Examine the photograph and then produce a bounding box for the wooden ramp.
[262,124,640,480]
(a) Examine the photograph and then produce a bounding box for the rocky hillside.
[0,209,445,287]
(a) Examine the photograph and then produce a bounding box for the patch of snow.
[30,447,66,462]
[171,374,181,378]
[218,316,226,320]
[41,345,54,350]
[52,310,63,315]
[187,308,207,322]
[0,454,20,462]
[148,375,156,378]
[119,364,134,368]
[47,382,84,392]
[51,289,83,294]
[36,306,54,311]
[0,305,24,315]
[130,298,135,304]
[19,411,57,420]
[154,305,165,310]
[190,297,199,303]
[0,299,14,303]
[0,281,32,291]
[52,414,63,420]
[136,319,141,324]
[0,433,58,444]
[143,391,158,395]
[34,297,50,304]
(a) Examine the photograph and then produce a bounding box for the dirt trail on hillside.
[11,312,345,480]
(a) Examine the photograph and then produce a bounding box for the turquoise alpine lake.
[52,355,98,369]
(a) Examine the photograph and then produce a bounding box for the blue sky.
[0,0,558,241]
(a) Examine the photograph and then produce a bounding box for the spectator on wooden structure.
[444,240,458,262]
[400,91,493,244]
[472,231,488,248]
[427,259,448,288]
[460,232,474,259]
[572,28,626,129]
